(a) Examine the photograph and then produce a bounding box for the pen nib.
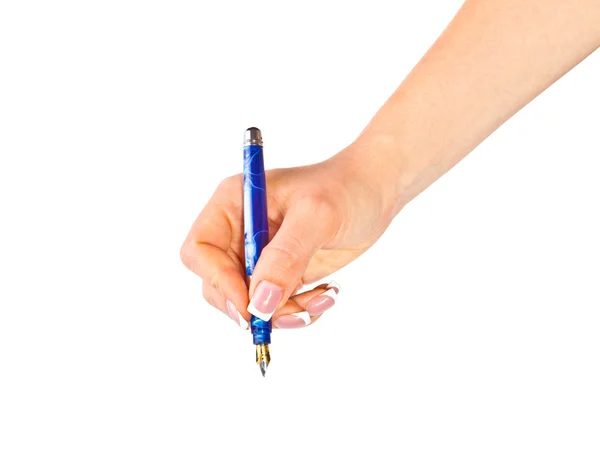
[256,343,271,377]
[259,360,268,377]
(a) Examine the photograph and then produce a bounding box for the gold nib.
[255,344,271,377]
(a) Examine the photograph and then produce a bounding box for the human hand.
[180,152,395,328]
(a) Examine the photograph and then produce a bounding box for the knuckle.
[299,191,338,219]
[217,174,242,193]
[267,236,308,268]
[209,270,224,292]
[209,268,234,295]
[202,284,216,307]
[201,284,211,301]
[180,243,194,271]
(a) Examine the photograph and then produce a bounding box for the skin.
[181,0,600,327]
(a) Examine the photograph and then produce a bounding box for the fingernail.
[226,300,249,330]
[247,281,283,321]
[327,280,341,294]
[274,311,311,329]
[306,281,340,316]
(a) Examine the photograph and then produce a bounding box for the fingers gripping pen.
[243,127,272,377]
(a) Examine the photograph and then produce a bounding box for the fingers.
[203,278,340,330]
[247,195,339,321]
[180,176,250,321]
[272,281,341,329]
[202,282,249,330]
[181,176,342,331]
[182,239,248,313]
[184,241,250,326]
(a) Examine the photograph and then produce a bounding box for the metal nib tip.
[244,127,263,146]
[259,360,268,377]
[255,344,270,377]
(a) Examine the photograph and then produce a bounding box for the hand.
[180,152,393,328]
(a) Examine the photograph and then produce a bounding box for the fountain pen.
[243,127,272,377]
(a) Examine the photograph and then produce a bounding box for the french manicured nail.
[327,280,341,294]
[306,281,340,316]
[247,281,283,321]
[274,311,311,329]
[226,300,249,330]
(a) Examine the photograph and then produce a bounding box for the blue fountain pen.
[243,127,272,377]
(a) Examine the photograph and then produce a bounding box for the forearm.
[339,0,600,218]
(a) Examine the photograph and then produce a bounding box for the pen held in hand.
[243,127,272,377]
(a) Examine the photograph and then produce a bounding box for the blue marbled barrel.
[243,143,272,344]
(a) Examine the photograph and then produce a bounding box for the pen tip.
[255,344,270,377]
[259,360,268,377]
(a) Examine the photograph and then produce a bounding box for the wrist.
[327,137,409,225]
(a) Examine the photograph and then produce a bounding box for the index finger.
[180,177,249,316]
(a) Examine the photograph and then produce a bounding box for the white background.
[1,1,599,453]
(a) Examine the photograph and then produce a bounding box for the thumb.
[247,197,338,321]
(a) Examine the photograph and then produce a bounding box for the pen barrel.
[243,143,272,344]
[243,144,269,274]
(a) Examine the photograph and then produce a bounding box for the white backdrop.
[1,1,599,453]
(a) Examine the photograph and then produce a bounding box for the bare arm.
[338,0,600,217]
[182,0,599,328]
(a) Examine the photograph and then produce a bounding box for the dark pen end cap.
[244,127,263,146]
